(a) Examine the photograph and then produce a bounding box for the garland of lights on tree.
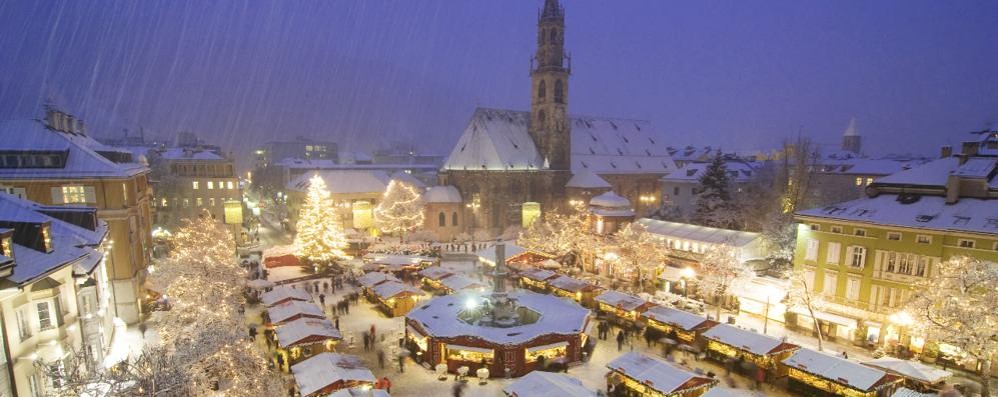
[374,179,425,241]
[293,174,348,265]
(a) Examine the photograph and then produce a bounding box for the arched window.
[438,212,446,227]
[537,109,546,126]
[451,212,458,226]
[554,79,564,104]
[537,80,546,100]
[549,29,558,44]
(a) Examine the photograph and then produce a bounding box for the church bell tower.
[529,0,572,171]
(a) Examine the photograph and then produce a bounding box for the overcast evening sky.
[1,0,997,167]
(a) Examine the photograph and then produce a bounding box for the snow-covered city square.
[0,0,996,396]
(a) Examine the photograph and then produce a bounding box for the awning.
[790,307,858,328]
[406,325,426,340]
[526,341,568,353]
[446,344,494,355]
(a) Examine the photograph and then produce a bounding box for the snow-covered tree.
[904,257,998,397]
[374,179,425,241]
[518,205,599,269]
[293,174,348,264]
[606,222,671,292]
[693,152,738,229]
[697,244,755,321]
[784,267,827,351]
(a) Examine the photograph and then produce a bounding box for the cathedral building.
[438,0,677,232]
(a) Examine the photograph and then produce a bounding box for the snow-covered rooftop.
[874,157,960,187]
[642,306,712,331]
[261,286,313,306]
[662,160,757,183]
[438,275,486,292]
[547,275,599,293]
[418,266,455,281]
[607,352,716,395]
[861,357,952,384]
[638,218,761,248]
[442,108,676,174]
[566,170,612,189]
[797,194,998,235]
[590,191,631,208]
[287,170,391,195]
[502,371,597,397]
[701,387,759,397]
[519,268,559,282]
[0,119,147,179]
[275,318,342,348]
[157,147,226,161]
[783,349,898,392]
[702,324,798,357]
[357,272,400,288]
[407,290,590,345]
[328,388,389,397]
[291,353,376,397]
[267,300,326,324]
[476,241,526,265]
[370,281,422,300]
[423,186,462,203]
[595,290,651,312]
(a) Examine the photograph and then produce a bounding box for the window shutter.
[844,246,853,266]
[84,186,97,204]
[51,187,64,204]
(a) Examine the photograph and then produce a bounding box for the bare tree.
[784,268,826,351]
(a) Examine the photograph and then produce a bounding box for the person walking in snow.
[377,350,385,369]
[616,330,625,351]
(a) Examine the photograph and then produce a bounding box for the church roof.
[442,108,677,175]
[566,169,611,189]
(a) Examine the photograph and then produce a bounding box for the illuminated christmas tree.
[374,179,425,241]
[294,174,348,264]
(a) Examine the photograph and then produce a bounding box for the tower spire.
[541,0,562,19]
[529,0,572,171]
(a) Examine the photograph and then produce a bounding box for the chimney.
[945,175,960,204]
[961,141,979,157]
[940,145,952,159]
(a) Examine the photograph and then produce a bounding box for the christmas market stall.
[262,244,301,268]
[274,317,343,365]
[606,352,718,397]
[595,290,658,324]
[641,305,717,345]
[419,266,455,292]
[362,253,437,274]
[782,348,903,397]
[358,271,401,298]
[437,274,487,294]
[328,387,389,397]
[517,268,560,293]
[502,371,598,397]
[291,353,377,397]
[861,357,951,392]
[370,281,424,317]
[548,275,604,308]
[267,300,326,326]
[701,324,800,378]
[261,285,312,307]
[701,388,760,397]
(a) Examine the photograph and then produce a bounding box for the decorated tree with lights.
[518,204,599,269]
[606,222,671,292]
[698,244,755,321]
[904,257,997,397]
[784,267,827,351]
[374,179,425,242]
[294,174,348,265]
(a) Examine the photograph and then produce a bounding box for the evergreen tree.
[374,179,426,242]
[294,174,347,264]
[693,152,737,228]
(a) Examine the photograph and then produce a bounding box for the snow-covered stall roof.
[261,286,313,307]
[861,357,952,384]
[548,275,599,293]
[890,387,937,397]
[595,290,652,312]
[423,186,462,203]
[796,195,998,235]
[566,170,612,189]
[275,318,342,348]
[783,349,900,392]
[268,301,326,325]
[0,119,147,179]
[291,353,376,397]
[642,306,713,331]
[519,268,559,282]
[418,266,455,281]
[407,291,590,345]
[638,218,761,248]
[590,191,631,208]
[702,388,762,397]
[607,352,717,395]
[702,324,799,357]
[442,107,676,174]
[371,281,422,300]
[357,272,400,288]
[502,371,598,397]
[438,275,486,292]
[476,241,526,265]
[286,170,390,195]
